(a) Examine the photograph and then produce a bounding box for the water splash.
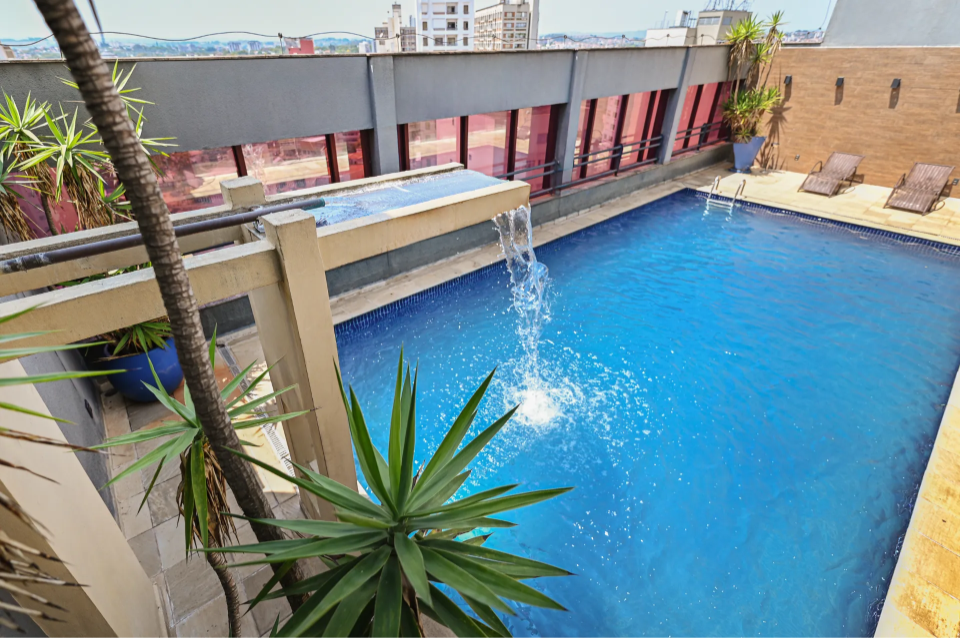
[494,205,566,427]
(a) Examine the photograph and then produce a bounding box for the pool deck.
[708,169,960,247]
[241,163,960,637]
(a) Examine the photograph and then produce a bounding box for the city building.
[419,1,475,52]
[645,9,698,48]
[646,3,751,47]
[376,4,418,53]
[0,43,15,61]
[284,38,315,55]
[694,8,751,45]
[475,0,539,50]
[358,40,373,54]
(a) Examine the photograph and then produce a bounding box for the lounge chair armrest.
[809,160,824,174]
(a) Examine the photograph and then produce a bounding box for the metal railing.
[493,134,666,196]
[672,121,727,156]
[560,135,663,190]
[496,160,561,198]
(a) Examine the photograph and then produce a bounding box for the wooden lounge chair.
[799,152,865,197]
[884,163,955,214]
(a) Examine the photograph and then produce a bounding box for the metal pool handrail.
[0,197,326,274]
[733,179,746,204]
[709,176,721,200]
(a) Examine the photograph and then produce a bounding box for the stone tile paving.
[707,168,960,246]
[102,353,305,636]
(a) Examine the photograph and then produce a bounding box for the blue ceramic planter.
[101,337,183,403]
[732,136,766,173]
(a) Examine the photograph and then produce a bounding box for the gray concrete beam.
[367,56,401,175]
[554,51,589,184]
[658,47,699,166]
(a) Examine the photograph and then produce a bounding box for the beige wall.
[760,47,960,187]
[0,361,164,637]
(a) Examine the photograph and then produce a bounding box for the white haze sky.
[4,0,836,42]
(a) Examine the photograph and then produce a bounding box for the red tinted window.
[153,147,239,213]
[585,95,621,177]
[708,82,732,143]
[408,118,460,170]
[620,90,665,166]
[573,100,591,159]
[514,105,552,192]
[11,178,80,237]
[674,82,730,154]
[334,131,366,182]
[242,137,330,196]
[467,111,510,177]
[673,87,700,153]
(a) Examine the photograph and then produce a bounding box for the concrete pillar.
[245,210,357,520]
[554,50,590,184]
[367,56,402,176]
[0,360,165,637]
[658,47,699,166]
[220,176,267,209]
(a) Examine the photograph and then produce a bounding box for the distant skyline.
[4,0,836,43]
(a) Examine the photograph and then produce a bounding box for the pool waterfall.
[493,205,571,427]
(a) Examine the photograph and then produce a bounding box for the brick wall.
[759,47,960,187]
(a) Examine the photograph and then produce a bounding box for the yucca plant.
[217,351,573,637]
[105,319,172,357]
[725,14,766,100]
[92,329,307,636]
[0,65,175,241]
[19,106,112,230]
[722,87,782,143]
[722,13,786,143]
[0,92,58,236]
[760,11,786,88]
[0,308,119,631]
[62,62,176,171]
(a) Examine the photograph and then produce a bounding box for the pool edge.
[873,362,960,637]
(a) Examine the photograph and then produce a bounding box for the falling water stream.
[494,205,576,427]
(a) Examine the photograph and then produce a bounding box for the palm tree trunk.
[32,0,306,611]
[207,550,243,637]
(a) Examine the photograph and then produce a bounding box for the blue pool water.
[306,169,501,226]
[334,190,960,636]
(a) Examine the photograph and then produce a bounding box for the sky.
[3,0,836,42]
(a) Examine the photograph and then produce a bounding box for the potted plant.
[722,12,785,173]
[98,319,183,402]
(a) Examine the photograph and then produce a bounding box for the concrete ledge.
[315,181,531,270]
[263,163,463,205]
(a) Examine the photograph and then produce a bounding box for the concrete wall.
[759,46,960,186]
[822,0,960,48]
[2,292,113,513]
[20,350,114,513]
[0,47,730,161]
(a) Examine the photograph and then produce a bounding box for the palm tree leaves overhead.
[223,350,573,637]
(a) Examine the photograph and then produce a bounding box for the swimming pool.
[334,189,960,636]
[305,169,502,226]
